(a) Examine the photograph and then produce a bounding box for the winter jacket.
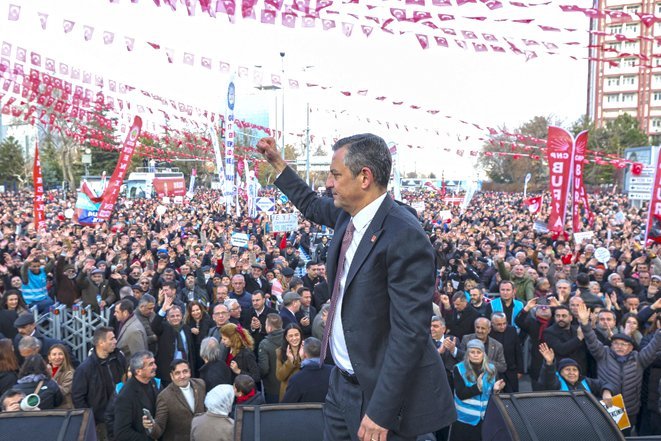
[13,374,63,409]
[72,348,127,423]
[582,324,660,418]
[0,370,17,396]
[258,328,284,396]
[538,359,603,394]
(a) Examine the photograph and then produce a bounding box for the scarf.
[172,324,187,361]
[537,316,551,342]
[236,388,256,404]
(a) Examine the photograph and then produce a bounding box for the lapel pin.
[370,235,376,243]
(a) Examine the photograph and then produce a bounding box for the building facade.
[589,0,661,143]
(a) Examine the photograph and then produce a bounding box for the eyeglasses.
[213,311,229,316]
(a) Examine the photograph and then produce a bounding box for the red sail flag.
[97,116,142,221]
[645,148,661,245]
[33,142,46,232]
[546,126,574,234]
[572,130,590,232]
[525,196,542,214]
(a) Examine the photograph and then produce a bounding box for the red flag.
[97,116,142,221]
[525,196,542,214]
[33,142,46,232]
[546,126,574,234]
[645,148,661,245]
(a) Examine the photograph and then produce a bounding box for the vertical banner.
[572,131,591,232]
[388,144,401,200]
[644,147,661,245]
[188,168,197,196]
[224,80,236,214]
[209,126,224,192]
[460,180,477,213]
[441,172,447,198]
[97,116,142,221]
[32,142,46,232]
[546,126,574,234]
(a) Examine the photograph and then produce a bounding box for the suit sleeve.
[274,167,343,229]
[281,376,301,403]
[150,392,168,440]
[581,324,607,361]
[114,393,150,441]
[71,369,89,409]
[492,344,507,374]
[365,222,438,428]
[543,328,584,358]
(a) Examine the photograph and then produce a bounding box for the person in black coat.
[198,336,232,392]
[185,300,214,375]
[113,351,160,441]
[230,374,266,419]
[220,323,260,384]
[72,326,127,431]
[515,299,552,391]
[245,264,271,296]
[441,292,481,341]
[312,280,330,311]
[151,301,195,385]
[281,337,332,403]
[13,354,62,409]
[248,290,277,356]
[0,338,18,397]
[543,305,588,375]
[12,313,79,367]
[490,313,524,392]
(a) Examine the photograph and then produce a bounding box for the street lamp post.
[82,148,92,176]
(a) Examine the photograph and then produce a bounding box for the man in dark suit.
[282,337,333,403]
[490,312,524,392]
[13,313,78,366]
[296,286,318,338]
[279,291,301,328]
[259,134,455,441]
[440,291,480,341]
[249,290,277,354]
[114,351,160,441]
[151,299,195,385]
[245,264,271,296]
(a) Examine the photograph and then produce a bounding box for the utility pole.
[305,102,310,186]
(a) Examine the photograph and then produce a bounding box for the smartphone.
[142,408,155,423]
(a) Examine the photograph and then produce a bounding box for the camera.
[20,393,40,411]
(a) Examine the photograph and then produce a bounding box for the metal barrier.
[32,304,110,362]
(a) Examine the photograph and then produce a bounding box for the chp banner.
[97,116,142,221]
[546,126,574,234]
[74,180,106,225]
[224,80,236,214]
[644,147,661,245]
[32,142,46,232]
[524,196,543,215]
[572,131,593,232]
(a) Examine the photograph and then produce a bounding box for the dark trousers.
[323,367,415,441]
[501,370,519,393]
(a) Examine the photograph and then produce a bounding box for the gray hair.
[204,384,235,416]
[224,299,239,310]
[139,294,156,305]
[490,312,507,322]
[129,351,154,375]
[556,279,571,288]
[303,337,321,358]
[431,315,446,327]
[18,336,41,353]
[332,133,392,188]
[119,286,134,299]
[200,337,221,362]
[607,273,621,283]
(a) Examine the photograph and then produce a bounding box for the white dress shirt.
[330,193,387,374]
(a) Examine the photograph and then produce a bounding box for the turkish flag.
[525,196,542,214]
[632,162,644,175]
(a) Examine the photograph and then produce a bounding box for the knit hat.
[14,313,35,328]
[466,339,485,352]
[557,358,580,373]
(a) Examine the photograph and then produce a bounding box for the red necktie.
[319,221,355,365]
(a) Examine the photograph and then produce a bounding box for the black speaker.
[482,391,625,441]
[0,409,97,441]
[234,403,324,441]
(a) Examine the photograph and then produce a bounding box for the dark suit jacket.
[281,362,333,403]
[245,274,271,296]
[152,313,196,381]
[543,323,588,374]
[279,307,298,328]
[275,166,455,436]
[151,378,206,441]
[442,305,480,341]
[113,378,160,441]
[312,280,330,311]
[491,326,524,374]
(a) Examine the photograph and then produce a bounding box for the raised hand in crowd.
[576,303,591,326]
[538,343,555,365]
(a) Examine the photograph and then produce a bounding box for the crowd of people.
[0,175,658,440]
